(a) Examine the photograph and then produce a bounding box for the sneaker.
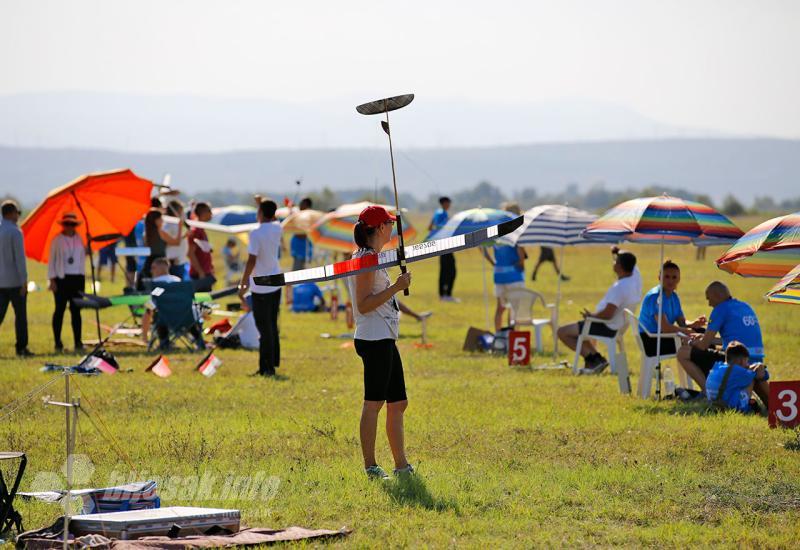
[560,274,571,282]
[393,464,415,476]
[365,465,390,480]
[579,357,609,375]
[16,349,35,358]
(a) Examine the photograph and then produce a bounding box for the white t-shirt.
[346,249,399,341]
[596,273,641,330]
[247,221,282,294]
[163,221,188,264]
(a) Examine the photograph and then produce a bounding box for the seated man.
[141,258,204,350]
[706,341,769,412]
[677,281,767,404]
[557,250,640,374]
[291,282,326,313]
[638,260,705,356]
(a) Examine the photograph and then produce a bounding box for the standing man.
[239,200,283,376]
[187,202,215,292]
[48,212,86,353]
[0,200,32,357]
[428,196,457,301]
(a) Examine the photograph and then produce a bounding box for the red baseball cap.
[358,205,396,227]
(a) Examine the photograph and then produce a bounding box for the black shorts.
[689,347,725,376]
[577,320,617,338]
[354,338,407,403]
[639,332,677,357]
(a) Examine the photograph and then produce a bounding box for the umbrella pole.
[481,250,490,331]
[553,245,565,361]
[655,237,665,400]
[71,192,102,343]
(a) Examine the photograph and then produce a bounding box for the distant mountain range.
[1,138,798,204]
[0,92,730,152]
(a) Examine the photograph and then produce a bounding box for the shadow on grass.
[634,400,718,417]
[381,474,459,513]
[783,429,800,452]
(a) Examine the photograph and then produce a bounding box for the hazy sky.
[1,0,798,138]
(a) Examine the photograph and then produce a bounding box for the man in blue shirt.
[706,341,769,411]
[678,281,767,403]
[428,197,457,301]
[483,243,526,332]
[638,261,705,357]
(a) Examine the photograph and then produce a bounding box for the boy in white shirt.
[557,251,641,374]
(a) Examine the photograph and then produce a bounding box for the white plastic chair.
[623,309,694,399]
[571,315,631,394]
[505,288,556,354]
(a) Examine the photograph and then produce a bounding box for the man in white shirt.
[48,212,87,353]
[557,251,641,374]
[238,200,283,376]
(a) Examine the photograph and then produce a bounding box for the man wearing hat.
[0,200,32,356]
[48,212,86,352]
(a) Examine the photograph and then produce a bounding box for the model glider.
[254,215,524,287]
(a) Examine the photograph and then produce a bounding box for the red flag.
[86,355,118,374]
[145,355,172,378]
[196,352,221,377]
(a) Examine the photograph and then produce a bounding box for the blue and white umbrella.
[501,205,599,361]
[210,205,258,226]
[429,207,516,240]
[430,208,517,329]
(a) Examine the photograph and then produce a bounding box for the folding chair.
[148,281,205,351]
[571,316,631,394]
[624,309,694,399]
[505,288,556,354]
[0,452,26,536]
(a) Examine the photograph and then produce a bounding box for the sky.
[0,0,798,140]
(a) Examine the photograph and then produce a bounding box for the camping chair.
[624,309,695,399]
[148,281,205,352]
[0,452,26,536]
[571,315,631,394]
[505,288,556,354]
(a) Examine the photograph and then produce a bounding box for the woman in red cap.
[347,205,413,479]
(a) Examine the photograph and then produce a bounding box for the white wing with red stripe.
[254,216,522,287]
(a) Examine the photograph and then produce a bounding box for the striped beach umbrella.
[501,204,598,361]
[765,263,800,305]
[584,195,743,399]
[308,201,416,253]
[583,195,744,245]
[210,205,258,226]
[716,212,800,279]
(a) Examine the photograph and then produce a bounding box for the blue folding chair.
[148,282,205,351]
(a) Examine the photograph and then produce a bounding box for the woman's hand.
[48,279,57,293]
[393,272,412,292]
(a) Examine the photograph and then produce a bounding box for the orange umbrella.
[21,169,154,263]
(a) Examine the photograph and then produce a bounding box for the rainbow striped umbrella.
[716,212,800,279]
[765,263,800,305]
[583,195,744,245]
[584,195,742,399]
[308,201,416,253]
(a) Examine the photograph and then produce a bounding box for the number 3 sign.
[508,331,531,366]
[768,381,800,429]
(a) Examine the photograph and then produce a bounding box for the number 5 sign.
[508,331,531,366]
[768,381,800,429]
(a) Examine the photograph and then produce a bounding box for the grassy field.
[2,215,800,548]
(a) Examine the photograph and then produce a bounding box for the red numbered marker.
[768,381,800,429]
[508,331,531,366]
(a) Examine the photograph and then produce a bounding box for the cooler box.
[69,506,241,539]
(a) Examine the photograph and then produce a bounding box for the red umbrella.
[21,169,154,343]
[22,169,153,263]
